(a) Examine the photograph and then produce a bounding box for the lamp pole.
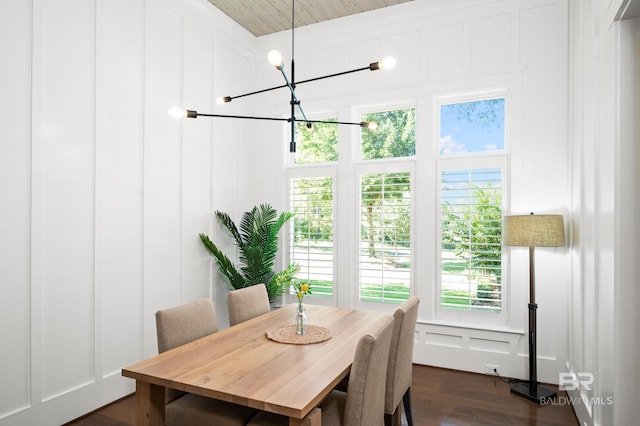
[506,213,562,404]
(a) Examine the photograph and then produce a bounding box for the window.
[294,119,338,164]
[359,171,412,304]
[356,105,415,305]
[436,95,507,323]
[289,176,334,297]
[439,98,505,155]
[288,117,338,298]
[439,167,503,311]
[361,108,415,160]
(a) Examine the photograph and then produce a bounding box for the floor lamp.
[504,213,565,403]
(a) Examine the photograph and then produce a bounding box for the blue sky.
[440,99,505,155]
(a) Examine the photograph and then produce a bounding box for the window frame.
[433,90,510,327]
[353,157,415,312]
[354,101,417,162]
[285,165,338,307]
[435,155,509,325]
[435,89,509,158]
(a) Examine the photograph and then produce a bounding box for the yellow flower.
[292,280,311,299]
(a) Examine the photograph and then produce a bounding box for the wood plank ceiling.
[207,0,413,37]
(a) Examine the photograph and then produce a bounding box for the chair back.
[343,314,395,426]
[384,296,420,414]
[155,298,219,403]
[227,284,271,326]
[156,298,219,353]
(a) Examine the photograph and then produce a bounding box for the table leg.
[288,407,321,426]
[135,381,165,426]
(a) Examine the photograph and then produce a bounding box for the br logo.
[559,372,594,391]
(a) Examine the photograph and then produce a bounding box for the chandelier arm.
[185,110,370,128]
[220,64,374,102]
[297,118,368,127]
[228,83,289,101]
[295,66,372,85]
[189,111,290,122]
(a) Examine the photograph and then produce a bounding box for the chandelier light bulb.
[379,56,396,70]
[268,49,284,69]
[168,107,186,119]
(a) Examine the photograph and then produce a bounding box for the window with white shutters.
[289,176,334,296]
[435,93,508,324]
[358,171,411,304]
[439,166,503,312]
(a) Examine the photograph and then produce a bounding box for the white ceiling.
[207,0,413,37]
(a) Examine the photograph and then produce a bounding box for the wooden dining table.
[122,303,389,426]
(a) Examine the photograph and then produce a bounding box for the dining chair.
[155,298,258,426]
[384,296,420,426]
[227,283,271,326]
[247,313,395,426]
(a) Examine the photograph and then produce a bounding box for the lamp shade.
[504,214,565,247]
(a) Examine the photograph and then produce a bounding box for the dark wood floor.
[66,365,578,425]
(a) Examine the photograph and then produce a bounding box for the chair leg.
[384,412,393,426]
[402,387,413,426]
[384,408,401,426]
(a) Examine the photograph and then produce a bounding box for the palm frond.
[199,233,246,290]
[200,204,294,301]
[214,211,243,246]
[240,204,277,248]
[262,211,295,264]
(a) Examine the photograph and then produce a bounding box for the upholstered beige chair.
[247,314,395,426]
[384,296,420,426]
[155,298,258,426]
[227,284,271,326]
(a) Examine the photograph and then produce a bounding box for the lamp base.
[510,382,557,404]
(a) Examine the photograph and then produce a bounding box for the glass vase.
[295,301,307,335]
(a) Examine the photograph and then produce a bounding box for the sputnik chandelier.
[171,0,396,153]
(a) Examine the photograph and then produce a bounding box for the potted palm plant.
[199,203,294,303]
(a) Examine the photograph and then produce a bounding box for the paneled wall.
[0,0,252,424]
[616,17,640,426]
[251,0,570,384]
[568,2,640,425]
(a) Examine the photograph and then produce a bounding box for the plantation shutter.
[359,172,411,303]
[439,167,503,311]
[289,176,334,297]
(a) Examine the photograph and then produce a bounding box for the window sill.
[419,319,525,336]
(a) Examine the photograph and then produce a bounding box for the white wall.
[0,0,253,424]
[249,0,571,384]
[567,1,640,425]
[616,16,640,426]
